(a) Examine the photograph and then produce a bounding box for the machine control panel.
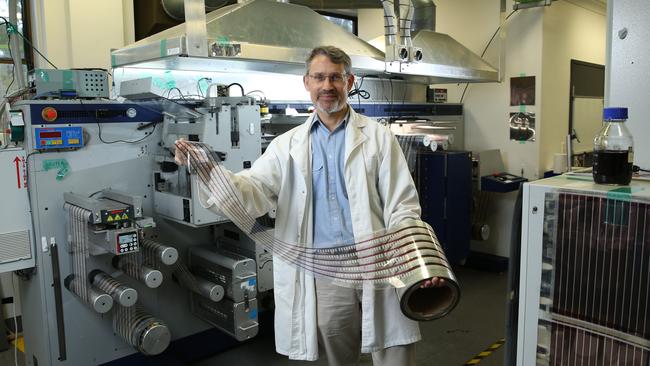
[117,231,139,254]
[34,127,83,150]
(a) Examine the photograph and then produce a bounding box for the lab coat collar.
[289,105,368,182]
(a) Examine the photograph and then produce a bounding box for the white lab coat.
[204,107,422,360]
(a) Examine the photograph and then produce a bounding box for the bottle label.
[629,147,634,163]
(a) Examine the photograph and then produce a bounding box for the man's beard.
[315,90,346,114]
[315,99,345,114]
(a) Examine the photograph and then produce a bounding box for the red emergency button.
[42,107,58,122]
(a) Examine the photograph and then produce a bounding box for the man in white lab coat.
[176,46,443,365]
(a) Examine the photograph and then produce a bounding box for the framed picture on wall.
[510,76,536,106]
[510,112,536,142]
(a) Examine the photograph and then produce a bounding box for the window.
[0,0,32,97]
[318,11,358,36]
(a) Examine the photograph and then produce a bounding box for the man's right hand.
[174,138,189,167]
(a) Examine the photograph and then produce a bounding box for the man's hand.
[420,277,446,288]
[174,138,189,166]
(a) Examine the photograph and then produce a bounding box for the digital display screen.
[40,131,62,138]
[119,233,135,244]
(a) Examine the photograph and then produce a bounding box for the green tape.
[37,69,49,82]
[111,54,117,68]
[216,36,229,45]
[606,186,644,202]
[519,104,526,112]
[42,159,70,181]
[62,70,74,90]
[160,39,168,57]
[604,198,630,226]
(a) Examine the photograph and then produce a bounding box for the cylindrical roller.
[393,224,460,321]
[397,274,459,321]
[194,276,225,302]
[173,262,224,302]
[113,256,163,289]
[89,269,138,307]
[113,305,171,356]
[424,134,451,151]
[64,275,114,314]
[141,239,179,266]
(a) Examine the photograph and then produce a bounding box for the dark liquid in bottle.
[593,150,633,185]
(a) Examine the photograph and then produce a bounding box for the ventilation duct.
[112,0,497,84]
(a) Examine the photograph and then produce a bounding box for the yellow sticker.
[107,215,114,222]
[122,213,129,220]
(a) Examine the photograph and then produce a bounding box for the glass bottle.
[592,107,634,185]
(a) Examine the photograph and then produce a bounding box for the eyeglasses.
[307,73,347,84]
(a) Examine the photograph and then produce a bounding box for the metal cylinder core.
[88,287,114,314]
[141,267,163,289]
[116,287,138,307]
[142,239,179,266]
[158,246,179,266]
[89,270,138,307]
[395,259,460,321]
[195,277,225,302]
[138,321,172,356]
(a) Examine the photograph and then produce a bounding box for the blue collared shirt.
[311,114,355,249]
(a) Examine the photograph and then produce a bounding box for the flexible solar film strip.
[395,134,451,173]
[538,192,650,365]
[175,140,460,320]
[65,204,92,303]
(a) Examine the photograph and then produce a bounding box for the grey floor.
[0,266,508,366]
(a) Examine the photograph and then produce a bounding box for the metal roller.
[392,228,460,321]
[112,256,163,289]
[64,275,114,314]
[89,270,138,307]
[141,239,179,266]
[174,262,225,302]
[113,305,171,356]
[396,267,460,321]
[193,276,225,302]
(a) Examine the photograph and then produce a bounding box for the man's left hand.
[420,277,446,288]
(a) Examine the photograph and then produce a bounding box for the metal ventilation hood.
[111,0,497,84]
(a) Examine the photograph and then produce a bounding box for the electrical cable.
[226,83,245,96]
[459,9,519,104]
[78,100,158,144]
[348,76,370,111]
[196,77,212,97]
[11,273,18,366]
[0,16,58,70]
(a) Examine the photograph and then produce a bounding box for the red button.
[42,107,58,122]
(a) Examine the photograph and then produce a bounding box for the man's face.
[303,55,355,115]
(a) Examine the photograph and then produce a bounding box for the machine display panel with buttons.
[116,231,139,254]
[34,127,84,150]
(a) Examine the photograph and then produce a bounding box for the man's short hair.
[305,46,352,75]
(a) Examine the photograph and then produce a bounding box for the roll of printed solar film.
[175,140,460,321]
[141,239,179,266]
[113,305,171,356]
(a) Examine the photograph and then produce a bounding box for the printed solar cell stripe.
[547,322,648,365]
[552,193,650,339]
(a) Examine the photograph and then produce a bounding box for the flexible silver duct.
[398,0,414,48]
